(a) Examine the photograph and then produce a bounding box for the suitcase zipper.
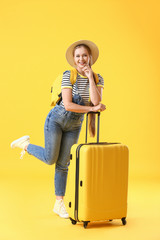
[75,144,84,221]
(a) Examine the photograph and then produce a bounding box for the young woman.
[11,40,106,219]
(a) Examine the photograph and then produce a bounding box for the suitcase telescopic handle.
[85,112,100,143]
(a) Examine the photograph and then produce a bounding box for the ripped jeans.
[27,94,84,196]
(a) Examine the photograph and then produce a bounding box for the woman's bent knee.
[55,162,69,172]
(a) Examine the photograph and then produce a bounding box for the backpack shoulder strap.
[70,68,77,85]
[93,72,99,84]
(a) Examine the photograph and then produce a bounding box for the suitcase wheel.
[83,221,90,229]
[70,218,77,225]
[121,217,127,225]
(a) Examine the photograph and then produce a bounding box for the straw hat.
[65,40,99,68]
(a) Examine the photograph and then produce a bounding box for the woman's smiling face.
[73,46,91,69]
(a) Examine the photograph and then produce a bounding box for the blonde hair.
[73,44,96,137]
[73,44,91,55]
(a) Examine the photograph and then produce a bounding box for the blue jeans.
[27,94,84,196]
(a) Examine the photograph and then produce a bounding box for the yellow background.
[0,0,160,239]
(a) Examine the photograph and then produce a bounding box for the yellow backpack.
[50,68,99,107]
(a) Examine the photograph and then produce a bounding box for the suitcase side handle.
[85,112,100,143]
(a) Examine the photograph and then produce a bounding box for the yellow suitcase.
[65,112,129,228]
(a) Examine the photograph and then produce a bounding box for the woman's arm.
[62,88,106,113]
[82,65,103,105]
[89,76,103,105]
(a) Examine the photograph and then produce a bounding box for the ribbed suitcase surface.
[66,143,129,223]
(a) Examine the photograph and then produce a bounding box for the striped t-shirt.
[60,70,104,106]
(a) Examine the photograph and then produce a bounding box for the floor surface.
[0,173,160,240]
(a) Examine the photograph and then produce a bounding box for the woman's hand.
[92,103,106,112]
[82,64,93,79]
